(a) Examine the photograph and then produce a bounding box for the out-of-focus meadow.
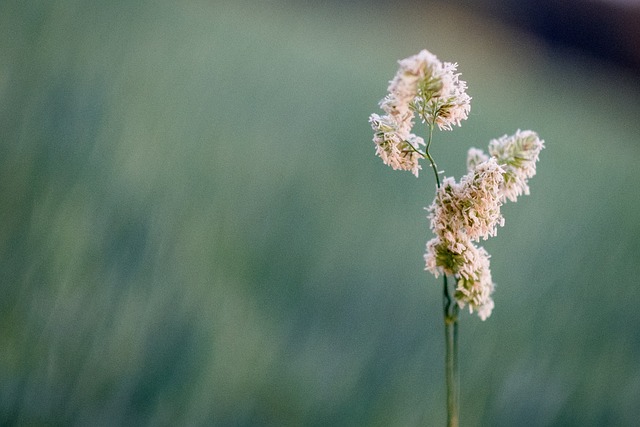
[2,1,640,425]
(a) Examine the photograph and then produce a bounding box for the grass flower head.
[369,50,471,176]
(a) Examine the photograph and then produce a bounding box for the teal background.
[2,1,640,425]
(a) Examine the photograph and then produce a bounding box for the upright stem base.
[444,275,459,427]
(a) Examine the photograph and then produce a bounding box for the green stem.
[444,276,459,427]
[404,122,439,188]
[425,120,458,426]
[424,122,440,188]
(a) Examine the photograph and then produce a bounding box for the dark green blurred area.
[2,1,640,426]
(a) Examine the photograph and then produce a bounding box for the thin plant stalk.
[424,121,459,426]
[444,276,459,427]
[406,121,460,426]
[424,121,440,188]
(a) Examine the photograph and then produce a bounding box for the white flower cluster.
[425,130,544,320]
[482,130,545,202]
[369,113,425,177]
[369,50,471,176]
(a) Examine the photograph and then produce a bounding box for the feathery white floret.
[488,130,545,202]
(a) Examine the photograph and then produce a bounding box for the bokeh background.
[2,0,640,425]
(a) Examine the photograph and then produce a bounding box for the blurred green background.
[2,1,640,425]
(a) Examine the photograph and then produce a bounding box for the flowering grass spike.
[369,48,543,427]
